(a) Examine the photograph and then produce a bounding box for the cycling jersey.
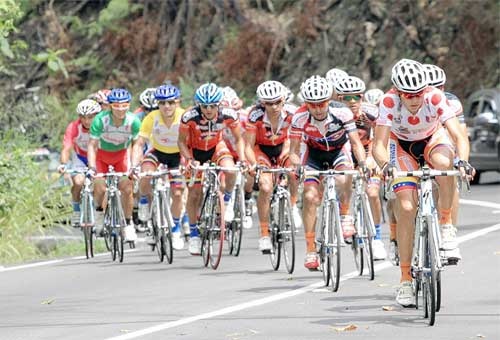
[355,102,379,147]
[223,108,249,158]
[63,119,90,161]
[444,91,464,124]
[290,104,357,151]
[246,104,295,146]
[90,110,141,152]
[377,87,456,141]
[139,108,184,154]
[179,106,239,151]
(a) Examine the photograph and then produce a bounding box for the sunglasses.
[110,102,130,110]
[340,95,362,102]
[200,103,219,110]
[399,90,425,100]
[158,100,176,106]
[305,100,329,109]
[262,99,284,107]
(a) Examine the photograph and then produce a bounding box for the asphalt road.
[1,173,499,340]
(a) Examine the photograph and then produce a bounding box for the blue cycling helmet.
[194,83,223,104]
[155,84,181,100]
[107,88,132,103]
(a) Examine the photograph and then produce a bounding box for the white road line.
[0,249,138,273]
[102,222,499,340]
[459,199,500,210]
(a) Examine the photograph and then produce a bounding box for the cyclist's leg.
[332,149,355,239]
[255,151,274,252]
[214,141,236,221]
[115,156,136,241]
[281,156,302,228]
[367,175,387,259]
[426,128,459,251]
[302,174,322,269]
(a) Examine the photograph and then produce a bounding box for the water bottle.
[138,196,149,221]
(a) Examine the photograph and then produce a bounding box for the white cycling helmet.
[423,64,446,87]
[364,88,385,105]
[334,76,366,94]
[325,68,348,86]
[139,88,158,109]
[77,99,101,116]
[300,75,333,103]
[221,86,243,109]
[391,58,427,93]
[256,80,285,102]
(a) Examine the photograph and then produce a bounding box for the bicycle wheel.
[361,198,375,281]
[151,205,163,262]
[231,185,243,257]
[201,226,210,267]
[269,200,281,271]
[328,203,342,292]
[83,226,93,259]
[281,197,295,274]
[161,192,173,264]
[111,231,117,261]
[209,192,225,269]
[421,222,436,325]
[426,219,438,325]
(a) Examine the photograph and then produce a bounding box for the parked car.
[463,88,500,184]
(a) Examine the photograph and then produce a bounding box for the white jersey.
[377,87,456,141]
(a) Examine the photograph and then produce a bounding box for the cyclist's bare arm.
[244,132,257,166]
[348,129,367,165]
[444,116,470,161]
[230,123,246,162]
[59,143,73,166]
[131,135,147,167]
[372,125,391,168]
[289,138,302,166]
[87,138,99,169]
[177,129,192,160]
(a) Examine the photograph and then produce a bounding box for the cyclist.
[373,59,472,306]
[87,88,142,243]
[177,83,247,255]
[290,75,369,270]
[335,76,387,260]
[244,80,298,252]
[424,63,468,253]
[58,99,101,226]
[88,89,111,112]
[134,88,158,121]
[131,84,185,250]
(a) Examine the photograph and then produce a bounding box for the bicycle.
[226,163,245,257]
[139,165,180,264]
[306,168,359,292]
[389,165,465,326]
[350,172,376,280]
[254,166,297,274]
[95,166,133,263]
[190,163,240,270]
[66,168,95,259]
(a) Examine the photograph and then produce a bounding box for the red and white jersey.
[377,87,456,141]
[291,104,356,151]
[63,119,90,157]
[445,91,464,124]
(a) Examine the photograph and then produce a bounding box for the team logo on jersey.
[248,109,265,122]
[181,109,199,123]
[328,123,342,132]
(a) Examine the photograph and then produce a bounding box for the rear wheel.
[281,197,295,274]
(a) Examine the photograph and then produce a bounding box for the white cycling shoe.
[172,231,185,250]
[396,281,414,307]
[188,236,201,255]
[372,239,387,260]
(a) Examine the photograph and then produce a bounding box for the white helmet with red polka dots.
[325,68,348,87]
[391,59,427,93]
[363,88,385,105]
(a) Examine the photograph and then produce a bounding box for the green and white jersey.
[90,110,141,151]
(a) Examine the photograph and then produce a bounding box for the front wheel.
[328,204,342,292]
[83,226,93,259]
[269,201,281,271]
[281,197,295,274]
[208,192,225,270]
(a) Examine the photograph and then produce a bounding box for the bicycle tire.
[281,197,295,274]
[152,205,163,262]
[328,203,341,292]
[269,198,281,271]
[231,185,244,257]
[209,192,225,269]
[318,204,330,286]
[362,198,375,281]
[118,228,124,263]
[83,226,93,259]
[201,227,210,267]
[111,232,117,261]
[426,219,437,325]
[226,222,234,255]
[161,192,173,264]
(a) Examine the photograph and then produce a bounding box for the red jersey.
[63,119,90,158]
[179,106,239,151]
[245,104,295,146]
